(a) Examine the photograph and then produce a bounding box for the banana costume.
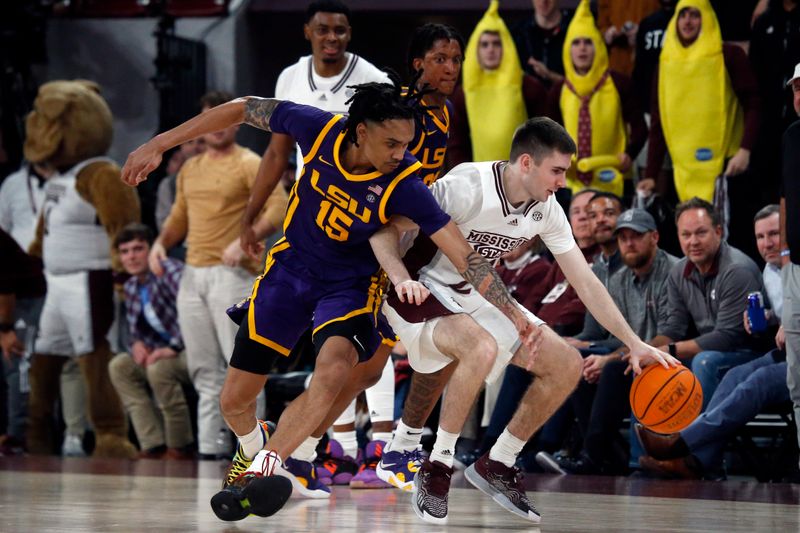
[463,0,528,162]
[658,0,743,202]
[560,0,627,196]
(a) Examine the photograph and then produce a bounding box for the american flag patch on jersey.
[367,184,384,195]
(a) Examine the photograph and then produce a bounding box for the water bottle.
[747,291,767,334]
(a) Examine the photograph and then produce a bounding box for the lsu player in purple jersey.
[121,82,540,521]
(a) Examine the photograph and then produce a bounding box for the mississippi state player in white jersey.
[370,117,679,525]
[237,1,395,495]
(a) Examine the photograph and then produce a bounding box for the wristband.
[668,343,677,357]
[781,249,791,257]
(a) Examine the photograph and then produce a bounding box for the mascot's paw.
[92,433,138,459]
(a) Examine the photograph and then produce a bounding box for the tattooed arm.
[121,96,281,186]
[429,221,536,339]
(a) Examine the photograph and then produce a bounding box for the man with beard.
[539,208,678,474]
[151,91,288,459]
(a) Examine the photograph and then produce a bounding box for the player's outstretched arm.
[555,246,680,373]
[369,218,429,305]
[121,97,281,187]
[429,221,541,350]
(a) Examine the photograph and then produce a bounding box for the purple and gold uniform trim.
[247,237,293,355]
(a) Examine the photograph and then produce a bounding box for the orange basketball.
[629,364,703,434]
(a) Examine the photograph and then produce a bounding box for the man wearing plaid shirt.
[108,223,194,459]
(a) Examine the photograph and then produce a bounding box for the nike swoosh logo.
[319,155,334,166]
[352,334,365,352]
[426,130,437,136]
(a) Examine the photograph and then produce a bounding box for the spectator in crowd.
[0,229,46,455]
[636,204,788,479]
[153,90,288,459]
[541,209,678,474]
[108,223,193,459]
[496,237,551,307]
[449,2,547,167]
[648,198,766,407]
[512,0,574,87]
[643,0,761,258]
[749,0,800,205]
[597,0,661,77]
[782,66,800,465]
[548,0,647,198]
[569,192,624,346]
[523,188,599,336]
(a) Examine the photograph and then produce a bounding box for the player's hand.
[582,354,609,384]
[395,280,430,305]
[514,316,544,369]
[724,148,750,177]
[623,340,680,375]
[131,341,150,367]
[222,239,245,267]
[148,241,168,277]
[146,347,177,367]
[776,325,786,351]
[239,224,265,262]
[0,331,24,362]
[121,141,163,186]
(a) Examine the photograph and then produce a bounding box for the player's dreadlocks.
[343,70,432,146]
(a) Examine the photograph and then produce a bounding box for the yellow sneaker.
[222,420,275,489]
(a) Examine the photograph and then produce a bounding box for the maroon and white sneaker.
[411,459,452,524]
[465,452,541,523]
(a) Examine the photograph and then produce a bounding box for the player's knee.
[358,365,384,390]
[468,335,498,373]
[219,384,245,418]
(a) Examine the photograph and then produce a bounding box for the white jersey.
[414,161,576,289]
[41,157,114,275]
[275,53,389,178]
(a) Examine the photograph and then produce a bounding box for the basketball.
[630,364,703,434]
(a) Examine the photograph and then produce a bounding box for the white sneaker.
[62,434,86,457]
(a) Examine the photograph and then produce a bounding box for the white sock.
[245,449,282,475]
[388,420,423,452]
[430,427,459,468]
[489,428,527,467]
[291,436,321,462]
[236,421,266,460]
[333,430,359,459]
[371,431,393,444]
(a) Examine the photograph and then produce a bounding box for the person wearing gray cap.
[537,207,678,475]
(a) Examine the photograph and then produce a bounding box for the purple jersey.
[268,101,450,284]
[408,98,452,186]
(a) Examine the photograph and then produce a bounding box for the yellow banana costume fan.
[463,0,528,162]
[658,0,743,202]
[559,0,626,196]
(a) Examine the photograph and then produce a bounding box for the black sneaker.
[465,452,541,523]
[210,471,292,521]
[411,459,453,524]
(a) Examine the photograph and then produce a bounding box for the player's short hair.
[199,90,234,109]
[343,74,426,145]
[305,0,350,23]
[753,203,779,224]
[588,191,624,211]
[114,223,153,249]
[675,197,721,226]
[509,117,576,164]
[407,23,465,76]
